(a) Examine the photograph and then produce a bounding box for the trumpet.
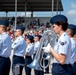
[27,30,57,70]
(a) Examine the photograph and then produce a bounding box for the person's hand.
[42,43,51,53]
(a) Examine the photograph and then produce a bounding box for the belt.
[0,56,9,59]
[67,64,72,66]
[13,55,24,58]
[53,63,71,66]
[26,56,31,58]
[74,62,76,64]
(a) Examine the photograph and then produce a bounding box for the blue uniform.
[70,38,76,64]
[0,32,12,75]
[67,24,76,75]
[34,41,40,53]
[12,36,26,75]
[34,41,44,75]
[52,32,72,75]
[25,43,34,75]
[71,38,76,75]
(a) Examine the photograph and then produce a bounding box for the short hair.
[26,35,34,43]
[20,30,24,35]
[55,21,68,31]
[35,35,42,40]
[69,29,75,37]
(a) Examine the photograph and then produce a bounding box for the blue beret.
[50,15,68,24]
[68,24,76,30]
[26,35,34,41]
[0,20,9,26]
[16,26,25,31]
[35,35,42,39]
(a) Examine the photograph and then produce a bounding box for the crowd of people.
[0,14,76,75]
[8,16,51,30]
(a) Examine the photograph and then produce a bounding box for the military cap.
[26,35,34,41]
[0,20,9,26]
[16,26,25,31]
[50,15,68,24]
[35,35,42,40]
[68,24,76,30]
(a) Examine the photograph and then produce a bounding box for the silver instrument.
[13,64,25,75]
[27,30,57,70]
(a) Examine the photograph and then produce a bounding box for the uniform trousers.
[0,56,11,75]
[25,56,32,75]
[67,64,73,75]
[72,63,76,75]
[33,54,44,75]
[44,60,49,73]
[52,63,72,75]
[12,55,24,75]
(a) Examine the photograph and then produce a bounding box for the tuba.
[27,30,57,70]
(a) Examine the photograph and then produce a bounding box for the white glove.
[42,43,51,53]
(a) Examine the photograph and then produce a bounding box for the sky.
[62,0,76,25]
[0,0,76,25]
